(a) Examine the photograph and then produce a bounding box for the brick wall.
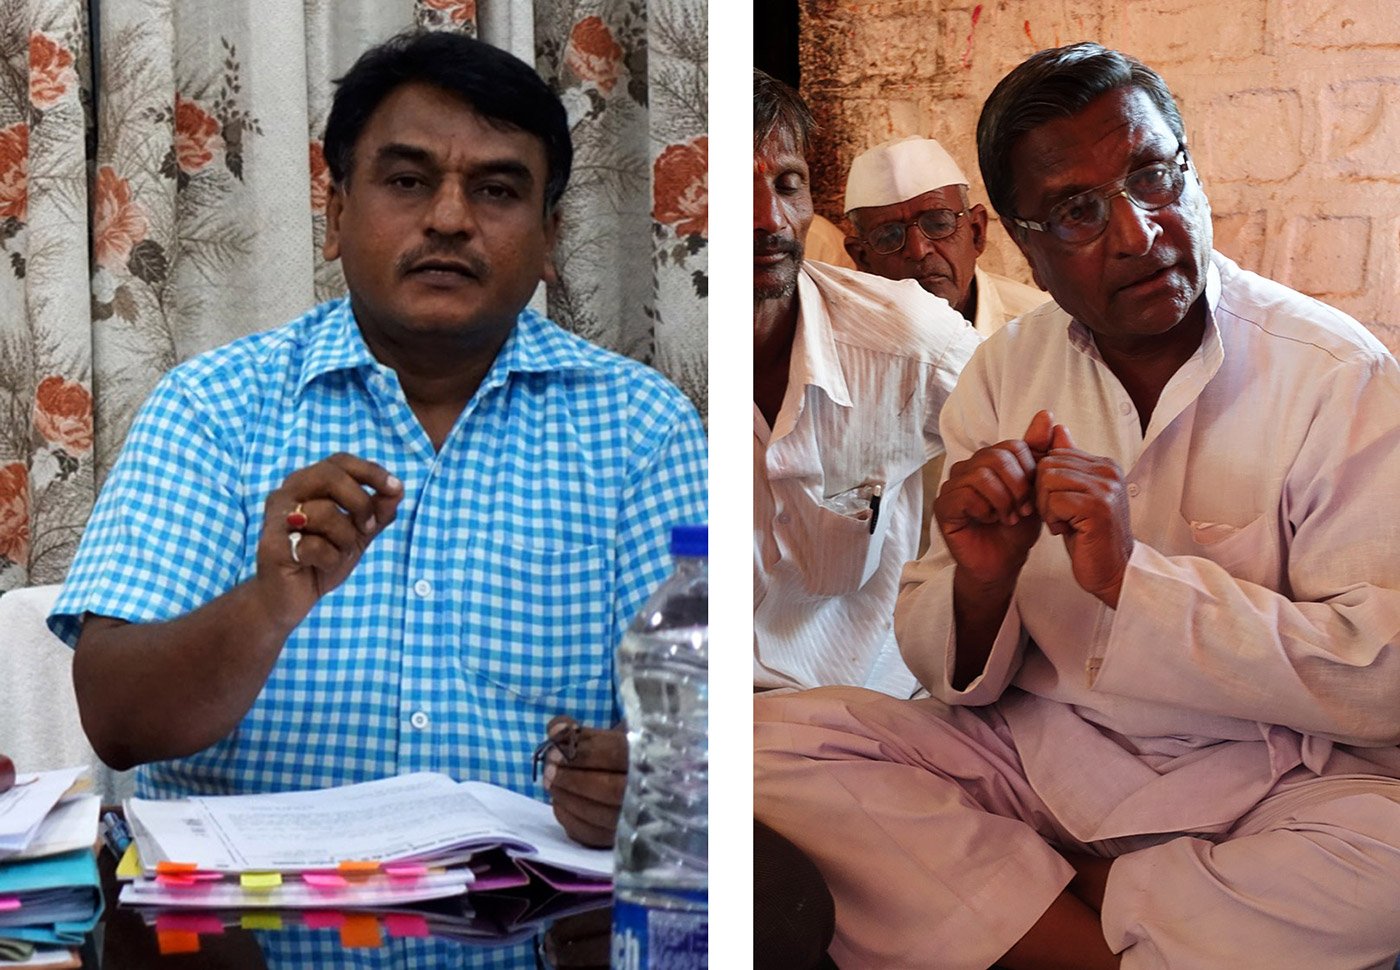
[797,0,1400,351]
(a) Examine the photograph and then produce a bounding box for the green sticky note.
[239,871,282,891]
[241,912,283,931]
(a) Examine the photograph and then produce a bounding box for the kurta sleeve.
[896,337,1031,704]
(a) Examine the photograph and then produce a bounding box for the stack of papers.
[120,772,611,910]
[0,766,103,964]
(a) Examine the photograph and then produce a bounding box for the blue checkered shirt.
[50,297,708,800]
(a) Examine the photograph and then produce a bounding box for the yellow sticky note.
[115,843,142,880]
[241,912,283,931]
[239,871,282,891]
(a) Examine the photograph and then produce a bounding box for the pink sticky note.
[156,913,225,934]
[383,863,427,880]
[383,913,430,938]
[302,872,349,889]
[0,898,20,912]
[302,910,346,929]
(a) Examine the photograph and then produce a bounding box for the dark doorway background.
[754,0,800,89]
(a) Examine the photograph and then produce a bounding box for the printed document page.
[128,773,527,872]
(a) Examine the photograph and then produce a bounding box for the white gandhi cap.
[844,136,970,214]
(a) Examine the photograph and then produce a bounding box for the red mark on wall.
[1024,20,1040,48]
[961,4,983,69]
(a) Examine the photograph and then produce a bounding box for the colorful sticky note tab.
[156,913,225,934]
[155,861,198,874]
[303,910,345,930]
[241,912,283,931]
[340,913,383,949]
[0,898,20,912]
[383,863,427,880]
[302,871,349,889]
[115,843,143,879]
[240,871,282,891]
[337,860,380,874]
[155,872,198,887]
[156,930,201,955]
[383,913,430,938]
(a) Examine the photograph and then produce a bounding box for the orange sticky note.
[337,860,380,874]
[155,861,198,874]
[339,913,382,949]
[157,930,201,955]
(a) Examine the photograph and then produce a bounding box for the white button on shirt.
[754,261,982,695]
[409,711,429,730]
[412,579,432,598]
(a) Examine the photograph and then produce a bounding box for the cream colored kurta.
[754,261,981,695]
[756,252,1400,969]
[900,251,1400,841]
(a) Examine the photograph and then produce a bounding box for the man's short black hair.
[324,30,572,211]
[754,68,816,154]
[977,42,1187,223]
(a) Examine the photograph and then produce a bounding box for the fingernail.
[363,515,377,533]
[385,475,402,492]
[542,763,556,789]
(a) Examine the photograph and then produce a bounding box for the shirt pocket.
[458,537,612,701]
[1178,511,1280,590]
[787,477,902,597]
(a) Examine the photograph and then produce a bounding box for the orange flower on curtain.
[34,376,94,457]
[309,140,329,214]
[0,124,28,222]
[653,136,707,238]
[93,166,149,271]
[29,32,76,110]
[566,16,623,95]
[173,94,222,175]
[0,463,30,567]
[420,0,476,24]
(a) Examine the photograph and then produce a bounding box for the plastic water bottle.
[611,524,708,970]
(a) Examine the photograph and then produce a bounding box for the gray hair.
[976,43,1186,223]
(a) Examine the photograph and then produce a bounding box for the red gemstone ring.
[286,503,308,530]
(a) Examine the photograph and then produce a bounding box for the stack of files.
[119,772,612,910]
[0,765,103,960]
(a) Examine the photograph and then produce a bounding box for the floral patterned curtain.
[0,0,707,591]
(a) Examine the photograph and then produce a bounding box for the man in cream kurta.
[756,43,1400,970]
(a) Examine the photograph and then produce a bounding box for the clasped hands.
[934,410,1133,609]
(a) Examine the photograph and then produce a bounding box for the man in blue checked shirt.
[49,30,706,853]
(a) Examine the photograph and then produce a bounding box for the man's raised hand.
[1035,423,1134,608]
[255,453,404,628]
[934,410,1056,586]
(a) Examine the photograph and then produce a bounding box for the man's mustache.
[754,233,802,259]
[395,242,491,280]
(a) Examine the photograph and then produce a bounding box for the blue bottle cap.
[670,524,707,557]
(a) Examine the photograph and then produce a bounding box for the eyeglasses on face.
[1008,147,1191,245]
[863,207,968,255]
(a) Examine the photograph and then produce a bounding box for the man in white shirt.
[843,135,1047,336]
[756,44,1400,970]
[753,70,982,698]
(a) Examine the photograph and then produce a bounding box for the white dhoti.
[755,687,1400,970]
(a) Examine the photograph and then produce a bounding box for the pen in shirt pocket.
[867,484,883,535]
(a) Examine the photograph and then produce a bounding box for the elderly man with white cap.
[844,135,1046,335]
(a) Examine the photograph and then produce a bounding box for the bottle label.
[610,891,708,970]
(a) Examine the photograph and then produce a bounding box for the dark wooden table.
[84,839,612,969]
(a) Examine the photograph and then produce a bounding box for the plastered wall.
[798,0,1400,351]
